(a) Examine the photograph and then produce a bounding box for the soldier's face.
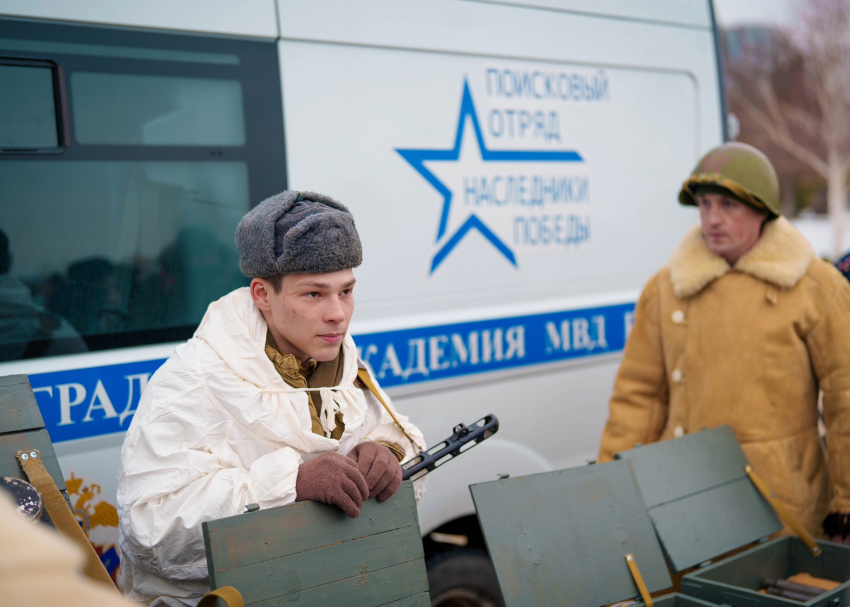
[251,269,356,363]
[697,193,766,265]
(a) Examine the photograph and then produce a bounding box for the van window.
[71,73,246,146]
[0,19,286,362]
[0,62,59,149]
[1,160,249,355]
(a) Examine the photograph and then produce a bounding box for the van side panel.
[279,43,699,317]
[0,0,278,38]
[277,0,721,533]
[471,0,712,27]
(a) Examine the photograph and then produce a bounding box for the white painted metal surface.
[0,0,278,38]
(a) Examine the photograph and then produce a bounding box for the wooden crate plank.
[379,591,431,607]
[248,558,428,607]
[0,375,44,435]
[649,476,782,572]
[616,426,749,508]
[471,460,671,607]
[214,525,424,604]
[204,482,418,574]
[0,429,66,492]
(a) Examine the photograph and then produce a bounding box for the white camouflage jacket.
[117,287,425,606]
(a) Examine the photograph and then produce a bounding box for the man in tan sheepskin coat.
[597,142,850,542]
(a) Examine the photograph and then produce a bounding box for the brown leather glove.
[295,452,369,518]
[348,441,403,502]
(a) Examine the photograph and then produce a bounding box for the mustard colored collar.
[668,216,814,298]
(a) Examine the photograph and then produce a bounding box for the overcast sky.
[713,0,796,27]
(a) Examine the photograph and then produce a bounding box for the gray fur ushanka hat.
[236,190,363,278]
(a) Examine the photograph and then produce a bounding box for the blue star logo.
[397,81,584,274]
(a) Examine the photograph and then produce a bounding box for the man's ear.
[250,278,272,313]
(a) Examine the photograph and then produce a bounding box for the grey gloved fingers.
[375,464,403,502]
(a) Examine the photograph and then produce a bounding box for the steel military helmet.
[679,142,780,217]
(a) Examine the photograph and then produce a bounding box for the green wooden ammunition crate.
[615,425,782,573]
[202,480,429,607]
[0,374,72,522]
[682,537,850,607]
[617,426,850,607]
[469,459,718,607]
[651,594,729,607]
[471,426,850,607]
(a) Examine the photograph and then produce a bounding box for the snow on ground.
[791,213,850,260]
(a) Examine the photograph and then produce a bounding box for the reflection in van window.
[0,161,250,361]
[0,64,58,148]
[71,73,246,146]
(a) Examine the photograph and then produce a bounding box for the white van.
[0,1,725,604]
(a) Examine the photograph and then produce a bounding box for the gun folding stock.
[401,414,499,481]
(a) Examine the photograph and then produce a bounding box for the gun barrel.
[401,414,499,481]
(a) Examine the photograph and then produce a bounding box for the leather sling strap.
[356,368,419,452]
[198,586,245,607]
[16,449,117,589]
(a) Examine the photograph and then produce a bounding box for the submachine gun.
[401,414,499,481]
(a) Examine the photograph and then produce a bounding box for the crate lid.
[0,375,44,435]
[470,459,672,607]
[616,425,782,572]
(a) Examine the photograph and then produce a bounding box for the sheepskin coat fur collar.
[668,216,815,298]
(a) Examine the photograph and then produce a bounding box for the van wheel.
[427,548,506,607]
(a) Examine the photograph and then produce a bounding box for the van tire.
[426,548,506,607]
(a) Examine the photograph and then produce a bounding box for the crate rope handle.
[624,553,653,607]
[15,449,117,588]
[744,465,822,557]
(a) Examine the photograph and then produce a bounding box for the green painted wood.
[683,537,850,607]
[649,477,781,572]
[616,426,748,508]
[248,558,428,607]
[470,460,672,607]
[651,593,731,607]
[0,428,66,492]
[379,591,431,607]
[213,525,424,604]
[0,375,44,435]
[203,482,428,606]
[204,481,419,575]
[616,426,782,572]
